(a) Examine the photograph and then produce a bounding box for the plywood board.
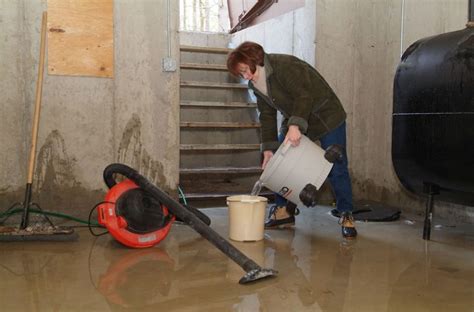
[47,0,113,77]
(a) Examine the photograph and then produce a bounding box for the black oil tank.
[392,24,474,206]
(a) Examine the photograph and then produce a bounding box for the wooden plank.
[47,0,113,77]
[182,191,273,199]
[180,81,248,89]
[180,144,260,150]
[180,167,262,174]
[181,63,227,71]
[180,121,261,128]
[180,100,256,108]
[180,45,232,54]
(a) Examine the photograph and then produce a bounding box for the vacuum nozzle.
[239,268,278,284]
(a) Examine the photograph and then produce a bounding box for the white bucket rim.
[226,195,268,203]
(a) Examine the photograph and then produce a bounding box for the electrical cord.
[0,207,100,226]
[1,188,187,238]
[178,185,188,205]
[0,202,22,224]
[88,201,112,237]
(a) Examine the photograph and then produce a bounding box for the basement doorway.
[179,0,305,34]
[179,0,231,33]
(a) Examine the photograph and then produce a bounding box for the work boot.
[339,211,357,239]
[265,202,300,229]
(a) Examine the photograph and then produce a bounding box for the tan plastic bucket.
[260,135,333,207]
[226,195,267,242]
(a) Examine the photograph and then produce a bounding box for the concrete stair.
[179,36,272,206]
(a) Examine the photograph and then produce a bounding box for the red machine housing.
[98,179,174,248]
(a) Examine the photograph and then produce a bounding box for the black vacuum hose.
[102,163,277,284]
[103,164,211,226]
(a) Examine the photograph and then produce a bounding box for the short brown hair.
[227,41,265,77]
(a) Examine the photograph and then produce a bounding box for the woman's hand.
[262,150,274,170]
[284,125,302,146]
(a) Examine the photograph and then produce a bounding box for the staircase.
[179,37,269,207]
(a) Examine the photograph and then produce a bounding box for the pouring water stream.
[250,180,263,196]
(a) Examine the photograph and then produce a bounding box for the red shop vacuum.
[97,166,210,248]
[95,163,277,284]
[97,179,173,248]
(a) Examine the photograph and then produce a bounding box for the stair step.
[181,63,227,71]
[180,121,260,128]
[181,100,256,108]
[180,81,248,89]
[182,191,274,199]
[180,144,260,151]
[179,172,261,199]
[179,43,260,206]
[180,45,232,54]
[180,167,262,174]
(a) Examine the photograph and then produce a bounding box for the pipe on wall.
[400,0,406,58]
[470,0,474,22]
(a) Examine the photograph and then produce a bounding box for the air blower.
[97,166,210,248]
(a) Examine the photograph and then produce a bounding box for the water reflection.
[92,236,275,310]
[387,242,473,312]
[91,225,355,311]
[97,248,175,309]
[2,208,472,311]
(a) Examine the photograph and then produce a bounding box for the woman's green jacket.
[248,53,346,151]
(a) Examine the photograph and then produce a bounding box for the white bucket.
[260,135,333,207]
[226,195,267,242]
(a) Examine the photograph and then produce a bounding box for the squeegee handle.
[27,12,47,184]
[20,12,47,229]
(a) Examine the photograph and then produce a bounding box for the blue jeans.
[275,122,353,213]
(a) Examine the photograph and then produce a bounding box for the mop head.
[0,224,79,242]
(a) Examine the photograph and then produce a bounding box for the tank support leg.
[422,182,440,240]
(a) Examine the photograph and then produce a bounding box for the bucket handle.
[260,142,292,182]
[281,142,291,155]
[260,143,289,182]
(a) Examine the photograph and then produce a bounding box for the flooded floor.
[1,206,473,311]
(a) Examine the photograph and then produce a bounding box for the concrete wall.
[0,0,180,220]
[229,1,316,65]
[2,0,471,223]
[230,0,473,222]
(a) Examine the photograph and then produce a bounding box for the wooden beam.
[180,167,262,174]
[182,191,273,199]
[180,81,248,89]
[180,45,232,54]
[180,144,260,150]
[180,121,261,128]
[181,63,228,71]
[180,100,256,108]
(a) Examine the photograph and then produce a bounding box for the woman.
[227,41,357,239]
